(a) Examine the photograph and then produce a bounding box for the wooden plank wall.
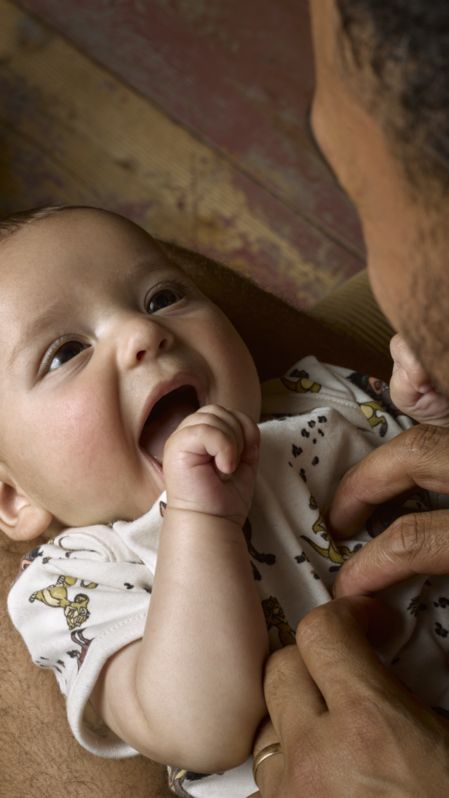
[2,0,364,308]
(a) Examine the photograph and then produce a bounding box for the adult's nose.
[116,315,174,370]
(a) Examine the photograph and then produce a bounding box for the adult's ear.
[0,477,53,541]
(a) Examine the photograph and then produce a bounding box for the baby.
[5,206,449,798]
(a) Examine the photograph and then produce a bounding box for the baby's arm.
[390,333,449,425]
[92,406,268,773]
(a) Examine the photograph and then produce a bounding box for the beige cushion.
[308,270,394,357]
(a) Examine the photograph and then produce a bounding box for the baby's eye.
[146,286,185,314]
[47,341,88,372]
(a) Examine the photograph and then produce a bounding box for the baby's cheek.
[47,396,105,460]
[31,396,120,514]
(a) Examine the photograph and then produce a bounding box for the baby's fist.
[163,405,260,525]
[390,334,449,425]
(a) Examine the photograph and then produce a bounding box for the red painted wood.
[0,51,361,309]
[17,0,363,259]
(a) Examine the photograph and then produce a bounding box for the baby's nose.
[117,316,173,369]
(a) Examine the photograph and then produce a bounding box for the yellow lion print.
[281,370,321,394]
[308,496,327,534]
[301,533,357,566]
[359,400,388,436]
[312,514,326,535]
[30,575,97,630]
[305,495,361,565]
[262,596,295,647]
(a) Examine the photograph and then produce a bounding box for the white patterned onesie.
[8,357,449,798]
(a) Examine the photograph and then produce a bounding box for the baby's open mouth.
[139,385,200,464]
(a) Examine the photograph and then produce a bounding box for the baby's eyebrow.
[122,257,180,282]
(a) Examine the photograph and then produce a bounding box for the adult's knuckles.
[296,597,384,654]
[296,601,352,651]
[400,423,449,465]
[388,511,441,566]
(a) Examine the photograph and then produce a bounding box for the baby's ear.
[0,474,53,541]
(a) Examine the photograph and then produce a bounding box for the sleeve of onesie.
[7,503,163,758]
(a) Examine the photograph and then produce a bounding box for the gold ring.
[252,742,283,785]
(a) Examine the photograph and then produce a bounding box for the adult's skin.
[251,0,449,794]
[249,599,449,798]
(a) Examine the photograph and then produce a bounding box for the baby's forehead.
[0,207,150,248]
[0,209,188,370]
[0,208,168,280]
[0,209,185,340]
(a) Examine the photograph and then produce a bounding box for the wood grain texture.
[17,0,363,253]
[3,0,363,308]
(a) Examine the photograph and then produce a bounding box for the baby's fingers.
[390,335,449,424]
[389,334,430,414]
[174,406,245,473]
[390,334,431,393]
[200,407,259,473]
[229,410,260,468]
[389,362,423,415]
[197,407,260,473]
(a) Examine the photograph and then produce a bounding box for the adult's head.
[310,0,449,394]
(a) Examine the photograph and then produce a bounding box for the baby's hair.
[0,205,72,240]
[0,205,117,241]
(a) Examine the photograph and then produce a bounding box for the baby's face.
[0,209,260,529]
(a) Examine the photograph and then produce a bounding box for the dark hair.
[0,205,125,241]
[0,205,73,239]
[336,1,449,196]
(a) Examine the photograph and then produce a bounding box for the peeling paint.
[2,0,363,311]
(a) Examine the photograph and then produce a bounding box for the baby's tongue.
[140,386,199,463]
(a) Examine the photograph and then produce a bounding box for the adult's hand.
[328,424,449,597]
[249,597,449,798]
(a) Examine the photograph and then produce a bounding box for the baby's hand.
[390,334,449,425]
[163,405,260,526]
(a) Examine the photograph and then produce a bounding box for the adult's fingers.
[262,645,325,742]
[295,597,404,710]
[329,424,449,537]
[251,598,407,798]
[263,600,400,729]
[250,648,324,798]
[250,719,284,798]
[253,718,278,758]
[335,507,449,596]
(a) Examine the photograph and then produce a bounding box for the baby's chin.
[50,488,165,532]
